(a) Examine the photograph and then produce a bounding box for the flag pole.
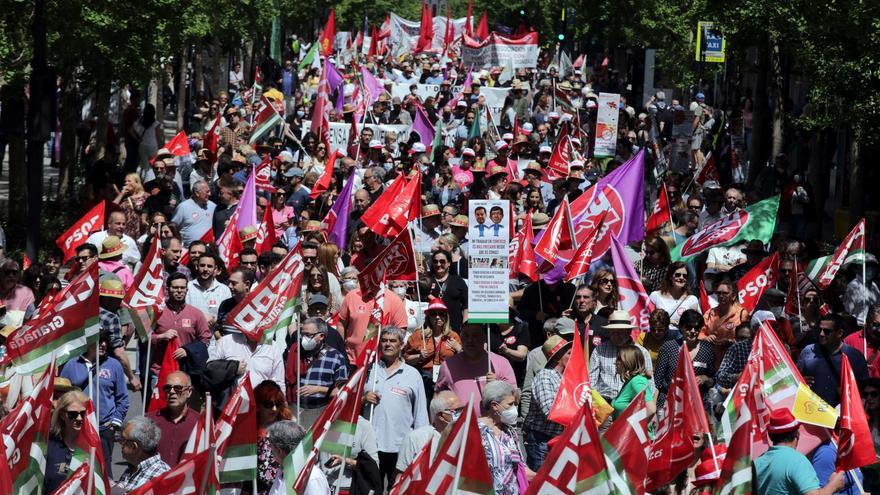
[451,394,475,495]
[295,311,301,421]
[682,152,710,197]
[142,334,152,414]
[94,337,100,427]
[407,222,425,330]
[794,259,804,336]
[864,254,869,357]
[86,446,96,495]
[199,392,214,495]
[705,432,720,472]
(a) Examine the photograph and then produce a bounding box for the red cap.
[768,408,800,434]
[426,297,448,313]
[692,458,721,487]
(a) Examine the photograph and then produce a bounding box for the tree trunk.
[193,47,204,100]
[770,40,785,160]
[807,129,825,236]
[4,79,27,237]
[93,76,111,159]
[176,47,189,132]
[57,77,80,201]
[849,136,864,226]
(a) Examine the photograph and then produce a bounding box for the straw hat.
[542,335,572,368]
[239,225,259,243]
[99,236,126,260]
[603,310,636,330]
[422,204,441,218]
[450,215,469,228]
[99,278,126,299]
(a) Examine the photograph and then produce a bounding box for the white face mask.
[392,287,407,299]
[301,336,319,351]
[343,280,358,292]
[498,405,518,425]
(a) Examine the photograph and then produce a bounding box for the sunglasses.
[66,410,86,420]
[672,272,688,279]
[599,279,614,285]
[715,291,731,296]
[433,259,449,265]
[163,384,190,394]
[263,400,286,409]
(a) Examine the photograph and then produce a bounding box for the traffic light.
[557,33,565,41]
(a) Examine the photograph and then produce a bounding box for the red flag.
[225,247,304,343]
[784,260,810,317]
[414,2,434,53]
[405,170,422,221]
[203,114,222,161]
[511,213,539,281]
[310,65,333,151]
[75,399,112,495]
[525,400,612,494]
[475,11,489,40]
[816,218,866,290]
[254,200,277,255]
[837,353,876,470]
[128,448,217,495]
[465,0,474,35]
[310,150,341,199]
[602,390,651,495]
[443,6,454,52]
[421,398,495,495]
[547,322,590,426]
[216,208,243,269]
[565,211,607,281]
[694,152,720,185]
[319,9,336,56]
[179,228,214,267]
[357,229,417,297]
[162,131,191,157]
[378,15,391,39]
[737,252,780,313]
[534,197,576,262]
[21,254,31,271]
[49,462,93,495]
[148,337,181,412]
[646,346,711,492]
[646,182,671,236]
[699,280,714,314]
[126,235,164,307]
[712,387,755,495]
[254,156,276,193]
[367,26,379,58]
[609,234,654,334]
[56,201,106,262]
[360,174,419,238]
[389,436,434,494]
[546,123,572,179]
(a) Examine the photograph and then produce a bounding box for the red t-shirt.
[844,329,880,378]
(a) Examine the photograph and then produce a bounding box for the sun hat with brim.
[426,298,448,313]
[239,226,259,243]
[155,148,175,160]
[303,220,323,232]
[99,236,126,260]
[524,162,543,176]
[542,335,573,368]
[488,165,507,179]
[99,278,126,299]
[741,239,766,256]
[531,213,551,229]
[768,407,800,434]
[422,204,441,218]
[450,215,469,228]
[604,309,636,330]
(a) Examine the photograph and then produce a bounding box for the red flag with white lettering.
[547,323,590,426]
[565,210,607,281]
[837,353,876,470]
[511,213,539,281]
[254,156,276,193]
[546,124,572,179]
[645,346,711,492]
[534,197,576,262]
[360,174,418,238]
[815,218,866,290]
[162,131,191,157]
[602,390,651,495]
[737,252,780,313]
[609,234,653,334]
[357,229,417,298]
[646,182,671,236]
[126,235,165,308]
[148,337,181,412]
[216,208,242,270]
[56,202,106,262]
[694,152,719,186]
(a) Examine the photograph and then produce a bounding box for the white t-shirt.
[707,245,746,271]
[268,467,330,495]
[648,291,700,328]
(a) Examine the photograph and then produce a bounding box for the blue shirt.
[796,343,869,406]
[171,198,216,246]
[59,355,129,427]
[811,440,863,495]
[286,186,311,215]
[363,360,429,453]
[754,445,821,495]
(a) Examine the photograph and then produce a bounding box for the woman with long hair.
[590,269,619,312]
[317,242,342,278]
[653,309,715,409]
[649,262,700,330]
[44,390,90,494]
[611,345,657,420]
[635,236,672,294]
[304,264,337,314]
[255,380,293,494]
[115,173,149,238]
[523,185,545,214]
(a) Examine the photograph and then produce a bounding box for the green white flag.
[671,195,780,262]
[298,43,319,71]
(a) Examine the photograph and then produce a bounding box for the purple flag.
[533,149,645,261]
[235,165,259,232]
[448,69,472,108]
[335,85,346,113]
[360,67,385,107]
[324,59,345,92]
[328,168,358,249]
[412,107,435,145]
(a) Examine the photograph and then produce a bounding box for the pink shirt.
[434,352,517,415]
[98,261,134,291]
[271,205,295,238]
[338,288,408,363]
[452,166,474,189]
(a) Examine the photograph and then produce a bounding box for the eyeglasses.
[1,269,17,276]
[819,327,837,335]
[598,279,613,285]
[433,259,448,265]
[163,385,190,394]
[688,204,702,210]
[262,400,286,409]
[804,296,820,303]
[240,260,257,266]
[66,410,86,420]
[303,256,317,263]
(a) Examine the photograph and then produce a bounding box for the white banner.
[594,92,621,157]
[301,120,412,154]
[468,200,510,323]
[387,83,510,123]
[460,33,539,69]
[389,13,468,58]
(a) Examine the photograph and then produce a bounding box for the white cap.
[539,145,552,154]
[462,148,476,157]
[279,151,294,163]
[522,122,534,133]
[411,142,427,153]
[585,100,597,109]
[495,140,509,151]
[548,111,560,119]
[456,100,467,108]
[369,140,383,149]
[502,133,514,141]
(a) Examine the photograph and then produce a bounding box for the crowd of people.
[0,38,873,495]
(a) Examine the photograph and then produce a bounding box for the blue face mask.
[296,110,305,118]
[384,162,393,172]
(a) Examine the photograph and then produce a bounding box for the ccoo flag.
[670,195,780,262]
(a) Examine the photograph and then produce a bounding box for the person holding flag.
[117,416,171,491]
[44,391,97,493]
[523,334,571,470]
[266,420,331,494]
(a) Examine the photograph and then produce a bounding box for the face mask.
[301,336,318,351]
[770,306,785,319]
[384,162,393,172]
[392,287,407,299]
[499,405,518,425]
[343,280,358,292]
[296,110,305,118]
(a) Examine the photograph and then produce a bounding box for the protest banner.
[302,120,411,154]
[389,13,468,57]
[593,92,620,157]
[467,200,510,323]
[460,32,539,69]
